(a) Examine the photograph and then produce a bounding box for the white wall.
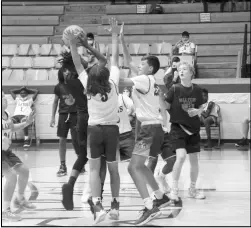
[6,93,250,140]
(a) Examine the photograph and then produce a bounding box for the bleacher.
[2,1,250,140]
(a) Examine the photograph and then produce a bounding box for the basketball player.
[160,61,206,201]
[59,43,107,211]
[119,23,171,226]
[2,91,36,222]
[10,86,38,148]
[66,17,121,224]
[50,65,79,177]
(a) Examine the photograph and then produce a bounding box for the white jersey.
[2,111,13,150]
[14,97,33,116]
[79,66,120,126]
[131,75,163,125]
[118,94,134,134]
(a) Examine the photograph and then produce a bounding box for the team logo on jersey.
[154,84,160,96]
[179,97,196,112]
[118,106,123,113]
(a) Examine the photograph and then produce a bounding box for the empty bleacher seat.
[18,44,30,56]
[11,57,32,68]
[158,56,170,68]
[150,43,162,55]
[138,43,149,55]
[161,43,172,55]
[131,56,142,67]
[174,55,194,65]
[2,44,18,56]
[107,43,124,55]
[48,69,58,81]
[40,44,53,56]
[119,56,124,68]
[129,43,140,55]
[50,44,63,56]
[28,44,40,56]
[33,57,55,68]
[10,69,25,80]
[120,69,130,79]
[25,69,48,80]
[2,69,12,81]
[2,57,10,68]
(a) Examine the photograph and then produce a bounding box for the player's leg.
[62,112,88,210]
[187,133,206,199]
[104,125,120,220]
[2,158,22,222]
[56,114,70,176]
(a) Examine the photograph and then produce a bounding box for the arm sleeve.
[165,85,175,104]
[110,66,120,86]
[78,70,88,89]
[130,75,150,93]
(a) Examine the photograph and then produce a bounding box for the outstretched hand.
[65,30,79,44]
[77,32,88,47]
[104,17,121,35]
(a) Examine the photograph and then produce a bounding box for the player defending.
[2,91,36,222]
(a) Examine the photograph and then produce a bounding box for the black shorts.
[57,113,77,138]
[119,131,135,161]
[160,132,176,160]
[87,125,119,162]
[133,124,164,158]
[12,115,27,123]
[168,123,200,154]
[2,149,23,171]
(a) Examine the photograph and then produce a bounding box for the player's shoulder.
[193,83,203,91]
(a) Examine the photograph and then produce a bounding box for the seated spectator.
[10,86,39,148]
[163,57,181,90]
[235,105,250,149]
[173,31,196,56]
[200,88,219,150]
[85,32,100,67]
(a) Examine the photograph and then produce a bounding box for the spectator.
[164,57,181,90]
[235,105,250,148]
[200,88,219,150]
[84,32,100,68]
[173,31,196,56]
[10,86,39,148]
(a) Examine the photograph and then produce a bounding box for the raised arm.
[9,88,20,100]
[66,30,85,76]
[78,33,107,68]
[119,23,139,75]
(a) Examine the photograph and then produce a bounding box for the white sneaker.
[168,188,179,202]
[109,199,119,220]
[188,188,206,199]
[155,173,171,194]
[81,185,92,203]
[12,196,36,211]
[2,208,22,222]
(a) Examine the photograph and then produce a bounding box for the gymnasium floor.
[2,143,250,227]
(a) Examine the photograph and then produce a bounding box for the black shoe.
[57,165,67,177]
[153,193,172,209]
[135,206,161,226]
[87,197,95,214]
[23,139,30,148]
[62,183,74,210]
[235,138,248,147]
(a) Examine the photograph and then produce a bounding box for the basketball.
[62,25,86,47]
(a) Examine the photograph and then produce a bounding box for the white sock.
[3,201,11,210]
[112,197,119,202]
[153,189,164,199]
[17,193,25,200]
[143,197,153,210]
[92,197,101,204]
[24,136,29,140]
